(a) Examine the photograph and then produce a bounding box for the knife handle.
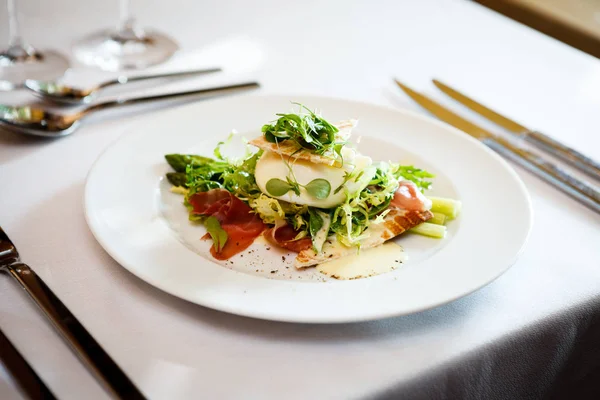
[483,138,600,214]
[0,328,56,399]
[523,130,600,181]
[6,263,146,400]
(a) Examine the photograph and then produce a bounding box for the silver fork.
[0,226,146,399]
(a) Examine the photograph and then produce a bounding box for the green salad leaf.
[308,208,324,237]
[164,108,436,252]
[177,148,263,201]
[261,103,343,159]
[204,216,228,252]
[391,165,434,192]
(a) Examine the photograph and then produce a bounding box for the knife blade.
[432,79,527,133]
[394,79,600,214]
[432,79,600,180]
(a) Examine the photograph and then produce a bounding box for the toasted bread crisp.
[294,207,433,268]
[249,119,357,167]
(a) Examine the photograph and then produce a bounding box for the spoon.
[24,67,221,104]
[0,81,259,137]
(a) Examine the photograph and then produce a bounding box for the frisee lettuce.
[165,141,434,251]
[181,150,263,201]
[261,103,344,161]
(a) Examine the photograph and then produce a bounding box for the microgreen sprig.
[262,103,344,159]
[266,177,331,199]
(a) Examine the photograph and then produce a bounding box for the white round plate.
[85,94,532,323]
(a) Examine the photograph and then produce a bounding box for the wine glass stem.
[7,0,23,47]
[118,0,135,32]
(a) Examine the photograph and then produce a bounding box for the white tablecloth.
[1,1,599,399]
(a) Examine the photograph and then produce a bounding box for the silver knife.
[0,226,146,399]
[0,328,56,399]
[394,79,600,214]
[432,79,600,180]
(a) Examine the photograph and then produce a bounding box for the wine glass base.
[0,48,69,90]
[72,29,178,71]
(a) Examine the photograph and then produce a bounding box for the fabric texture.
[374,298,600,400]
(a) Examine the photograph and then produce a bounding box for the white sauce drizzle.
[317,242,408,280]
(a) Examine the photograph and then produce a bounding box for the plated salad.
[164,104,461,278]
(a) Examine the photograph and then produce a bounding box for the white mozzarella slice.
[254,150,375,208]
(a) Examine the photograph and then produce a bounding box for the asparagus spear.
[410,222,447,238]
[165,154,214,172]
[429,196,462,219]
[429,212,446,225]
[166,172,187,187]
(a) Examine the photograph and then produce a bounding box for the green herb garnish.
[204,216,228,252]
[392,165,434,192]
[304,178,331,199]
[266,178,295,197]
[261,103,343,159]
[265,177,331,199]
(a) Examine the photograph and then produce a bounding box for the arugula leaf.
[219,150,263,200]
[204,216,228,252]
[181,144,263,201]
[308,208,323,238]
[186,163,227,193]
[266,178,293,196]
[304,178,331,199]
[392,165,435,192]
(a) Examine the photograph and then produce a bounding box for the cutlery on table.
[0,227,146,399]
[24,67,222,105]
[0,328,56,400]
[0,81,260,137]
[394,80,600,214]
[431,79,600,180]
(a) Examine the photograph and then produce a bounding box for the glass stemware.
[0,0,69,90]
[72,0,178,71]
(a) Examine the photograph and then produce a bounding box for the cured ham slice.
[188,189,266,259]
[294,182,433,268]
[391,180,433,212]
[264,223,313,253]
[294,208,433,268]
